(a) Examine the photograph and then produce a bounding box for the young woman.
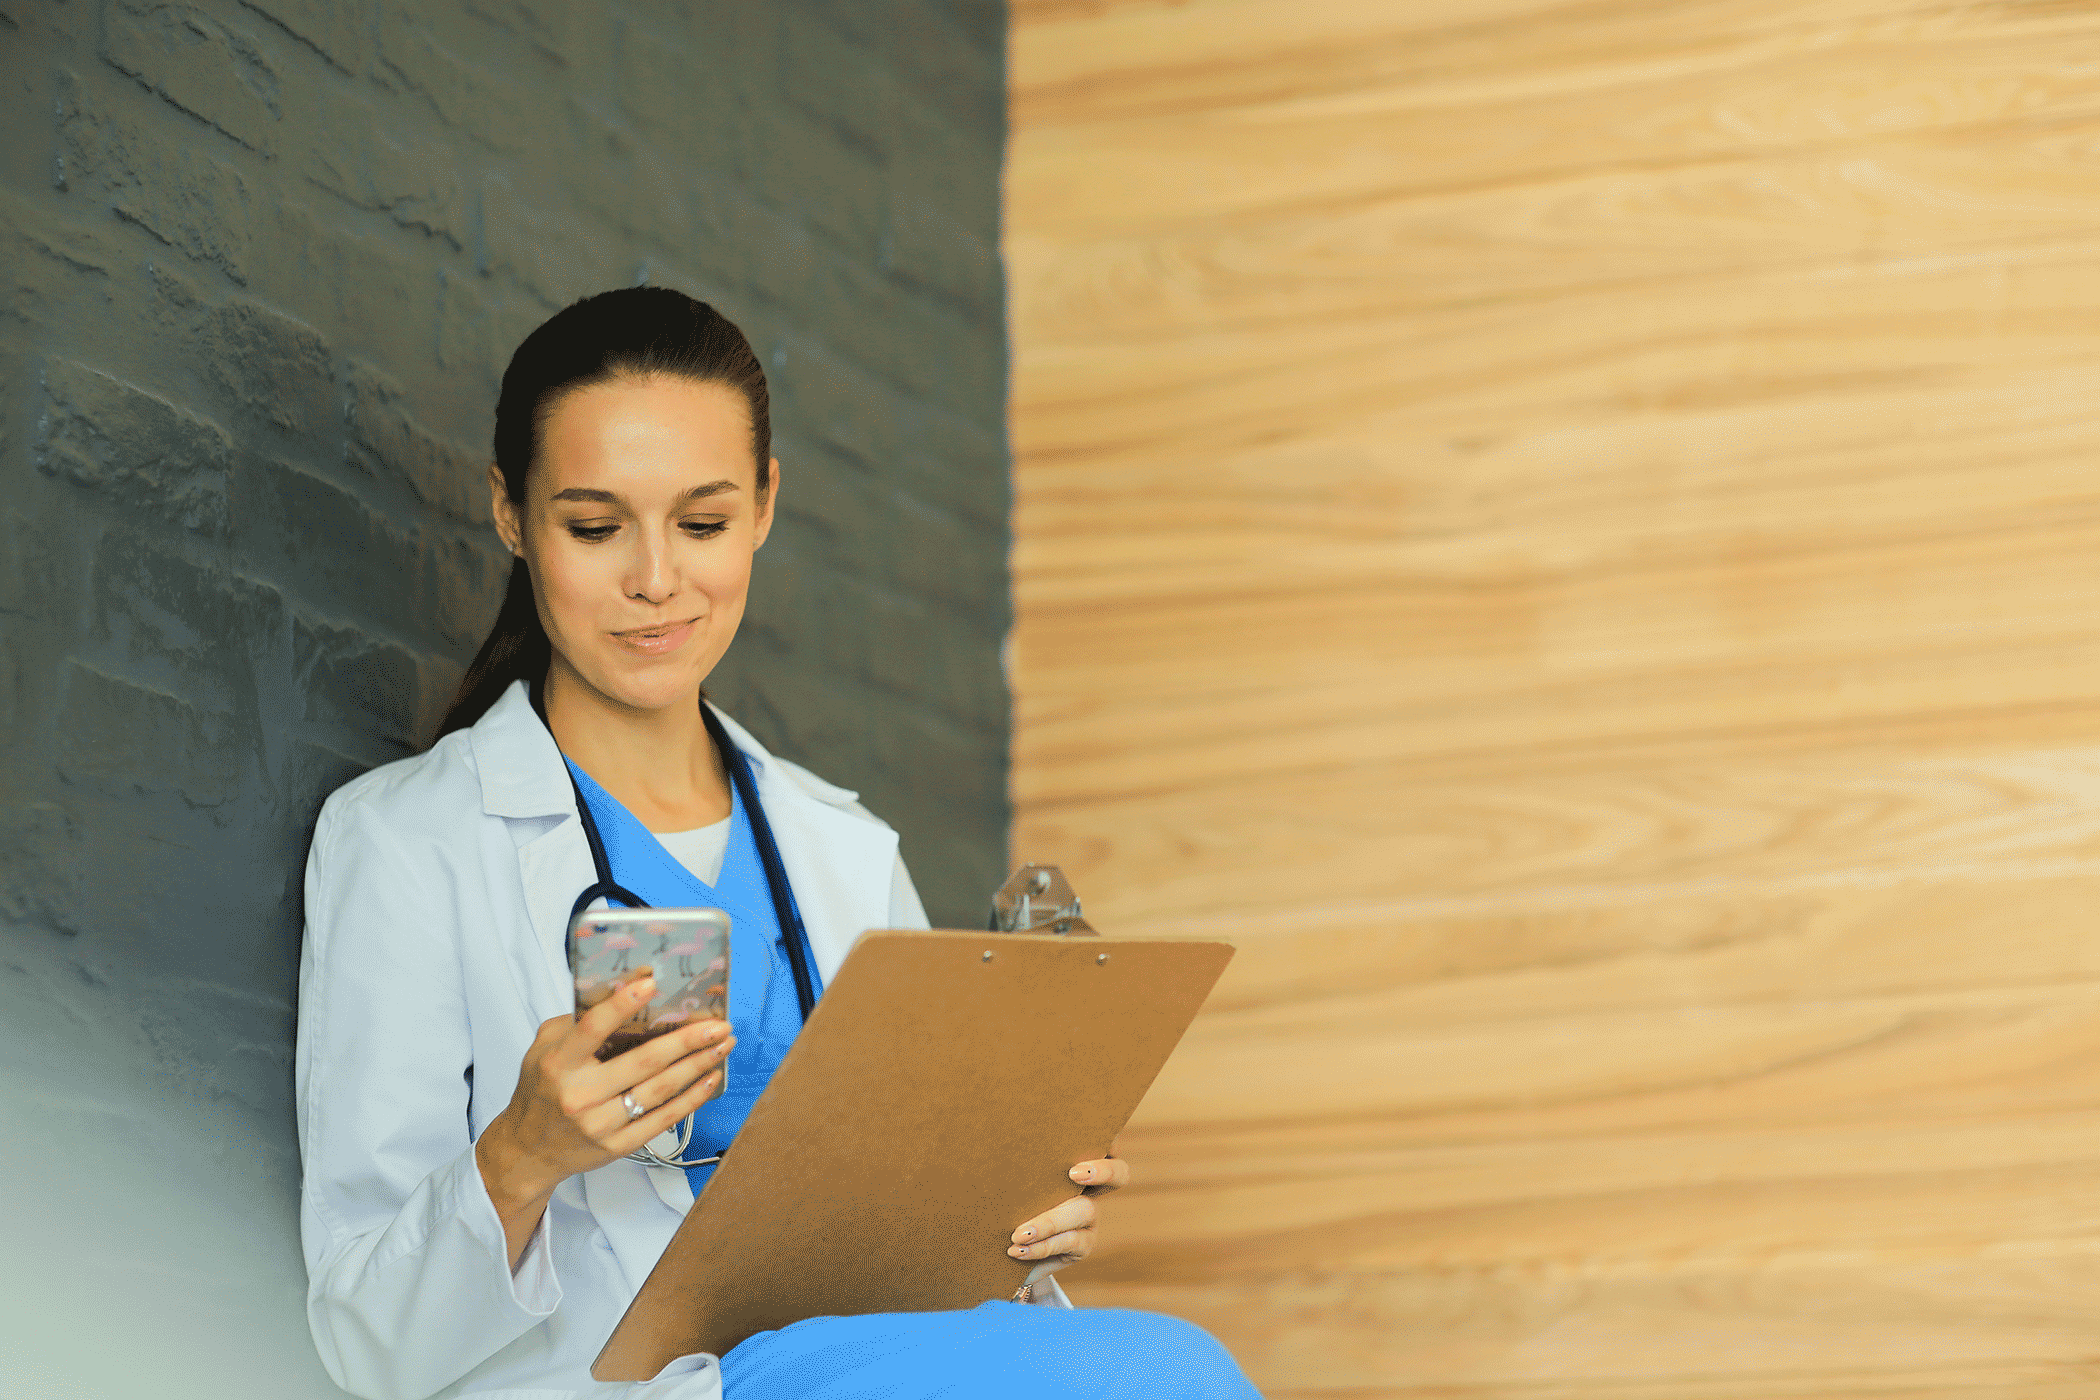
[296,288,1261,1400]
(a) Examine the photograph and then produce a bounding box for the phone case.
[569,908,731,1061]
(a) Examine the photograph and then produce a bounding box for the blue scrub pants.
[721,1300,1262,1399]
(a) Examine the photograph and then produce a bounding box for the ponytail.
[431,557,549,741]
[429,286,771,744]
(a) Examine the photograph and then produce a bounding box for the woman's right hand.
[476,975,733,1265]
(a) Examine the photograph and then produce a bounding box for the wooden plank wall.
[1004,3,2100,1395]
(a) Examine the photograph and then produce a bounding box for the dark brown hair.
[431,287,771,742]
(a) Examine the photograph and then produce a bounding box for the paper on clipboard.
[591,928,1233,1378]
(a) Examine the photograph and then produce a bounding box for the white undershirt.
[651,816,732,887]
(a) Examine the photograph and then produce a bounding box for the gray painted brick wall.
[0,4,1010,1394]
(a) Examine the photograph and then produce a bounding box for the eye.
[566,522,619,543]
[682,520,730,539]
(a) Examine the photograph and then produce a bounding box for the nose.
[623,529,675,605]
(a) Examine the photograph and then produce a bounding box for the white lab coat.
[296,680,1062,1400]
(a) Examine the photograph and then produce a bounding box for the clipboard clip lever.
[990,864,1098,936]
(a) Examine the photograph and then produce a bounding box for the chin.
[592,661,710,714]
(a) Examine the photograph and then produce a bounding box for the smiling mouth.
[613,617,697,642]
[613,616,701,653]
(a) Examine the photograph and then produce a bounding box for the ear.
[488,463,523,555]
[753,457,781,550]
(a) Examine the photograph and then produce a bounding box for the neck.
[542,659,731,832]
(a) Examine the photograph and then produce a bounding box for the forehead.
[535,375,755,492]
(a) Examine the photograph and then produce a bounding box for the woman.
[296,288,1261,1400]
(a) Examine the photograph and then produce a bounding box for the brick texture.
[0,4,1009,1394]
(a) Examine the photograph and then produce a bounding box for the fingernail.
[1010,1246,1027,1257]
[1020,1227,1034,1239]
[1070,1167,1089,1181]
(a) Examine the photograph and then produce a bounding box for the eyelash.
[565,521,729,543]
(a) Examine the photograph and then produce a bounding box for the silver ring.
[622,1091,646,1121]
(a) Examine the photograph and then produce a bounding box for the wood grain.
[1007,1,2100,1394]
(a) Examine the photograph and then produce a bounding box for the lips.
[612,617,700,656]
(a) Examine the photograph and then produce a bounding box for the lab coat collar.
[466,679,851,822]
[469,681,572,819]
[465,677,862,1004]
[463,675,901,999]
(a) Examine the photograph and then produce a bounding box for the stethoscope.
[545,691,820,1170]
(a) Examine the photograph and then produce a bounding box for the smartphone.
[567,907,731,1062]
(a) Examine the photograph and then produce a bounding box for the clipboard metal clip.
[990,864,1099,936]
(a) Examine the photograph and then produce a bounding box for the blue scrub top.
[564,759,817,1195]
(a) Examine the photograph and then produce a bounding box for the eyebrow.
[549,480,742,505]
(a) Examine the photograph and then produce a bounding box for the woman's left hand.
[1008,1153,1130,1285]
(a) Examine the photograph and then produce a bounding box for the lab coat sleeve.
[297,792,560,1400]
[887,850,931,931]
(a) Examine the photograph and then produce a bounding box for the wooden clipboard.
[591,928,1233,1379]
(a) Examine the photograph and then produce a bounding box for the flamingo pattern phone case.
[568,908,731,1060]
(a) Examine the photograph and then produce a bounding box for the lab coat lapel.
[710,707,900,982]
[763,779,897,981]
[470,682,588,1020]
[514,820,594,1017]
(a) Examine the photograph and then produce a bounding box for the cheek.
[692,544,756,605]
[532,537,617,625]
